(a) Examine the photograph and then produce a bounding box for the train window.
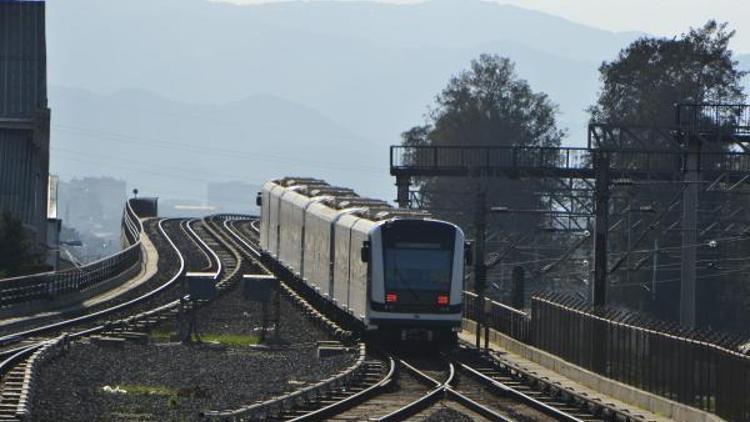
[381,220,456,294]
[360,240,371,263]
[384,247,452,291]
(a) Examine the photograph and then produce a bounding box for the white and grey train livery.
[257,177,467,342]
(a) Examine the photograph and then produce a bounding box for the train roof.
[271,177,433,222]
[276,177,327,187]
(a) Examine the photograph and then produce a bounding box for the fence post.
[512,266,524,309]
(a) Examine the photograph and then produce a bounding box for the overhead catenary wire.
[52,123,385,174]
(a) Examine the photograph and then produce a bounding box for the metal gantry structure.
[390,103,750,329]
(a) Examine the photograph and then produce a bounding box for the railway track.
[0,219,182,355]
[0,215,253,421]
[177,219,215,273]
[324,356,456,421]
[215,215,642,422]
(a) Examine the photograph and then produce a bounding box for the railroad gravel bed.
[425,407,476,422]
[191,280,330,344]
[31,278,356,421]
[32,342,353,421]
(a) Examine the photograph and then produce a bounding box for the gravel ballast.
[425,407,478,422]
[32,341,353,421]
[31,261,357,421]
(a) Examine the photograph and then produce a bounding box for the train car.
[258,177,467,343]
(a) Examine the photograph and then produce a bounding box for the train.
[257,177,468,343]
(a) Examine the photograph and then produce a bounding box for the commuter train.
[257,177,467,343]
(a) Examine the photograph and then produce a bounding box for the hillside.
[46,0,749,208]
[49,87,388,201]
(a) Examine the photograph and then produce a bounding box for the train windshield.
[384,242,453,291]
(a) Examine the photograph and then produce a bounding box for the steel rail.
[202,344,371,419]
[1,215,257,422]
[459,362,586,422]
[223,218,264,258]
[0,218,186,370]
[379,358,511,422]
[185,218,223,279]
[286,356,396,422]
[181,219,214,272]
[444,387,513,422]
[376,359,451,422]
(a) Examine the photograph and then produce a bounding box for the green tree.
[588,21,749,328]
[0,211,46,277]
[401,54,566,292]
[590,20,747,129]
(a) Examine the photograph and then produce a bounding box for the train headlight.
[386,293,398,303]
[437,294,449,306]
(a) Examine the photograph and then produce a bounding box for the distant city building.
[58,177,127,261]
[207,181,260,214]
[0,1,51,245]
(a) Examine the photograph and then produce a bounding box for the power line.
[52,123,385,174]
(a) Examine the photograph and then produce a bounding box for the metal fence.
[464,290,750,419]
[676,103,750,135]
[464,291,531,343]
[0,199,144,308]
[529,292,750,420]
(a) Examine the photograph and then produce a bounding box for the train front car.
[366,218,465,343]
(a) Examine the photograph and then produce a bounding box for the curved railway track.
[177,218,215,273]
[0,215,254,421]
[0,218,186,421]
[0,219,181,356]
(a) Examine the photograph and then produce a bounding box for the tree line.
[401,21,749,332]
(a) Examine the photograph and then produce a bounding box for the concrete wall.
[463,319,725,422]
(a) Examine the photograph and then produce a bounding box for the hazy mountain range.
[46,0,750,205]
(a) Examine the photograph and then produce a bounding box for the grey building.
[0,0,51,245]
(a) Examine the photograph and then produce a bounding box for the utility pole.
[474,178,487,349]
[592,152,610,307]
[395,176,411,208]
[651,238,658,301]
[591,152,609,374]
[680,132,700,328]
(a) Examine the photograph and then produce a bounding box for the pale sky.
[216,0,750,54]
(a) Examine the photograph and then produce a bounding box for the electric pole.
[680,133,699,328]
[474,178,487,349]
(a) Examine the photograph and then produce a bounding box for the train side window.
[360,240,370,263]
